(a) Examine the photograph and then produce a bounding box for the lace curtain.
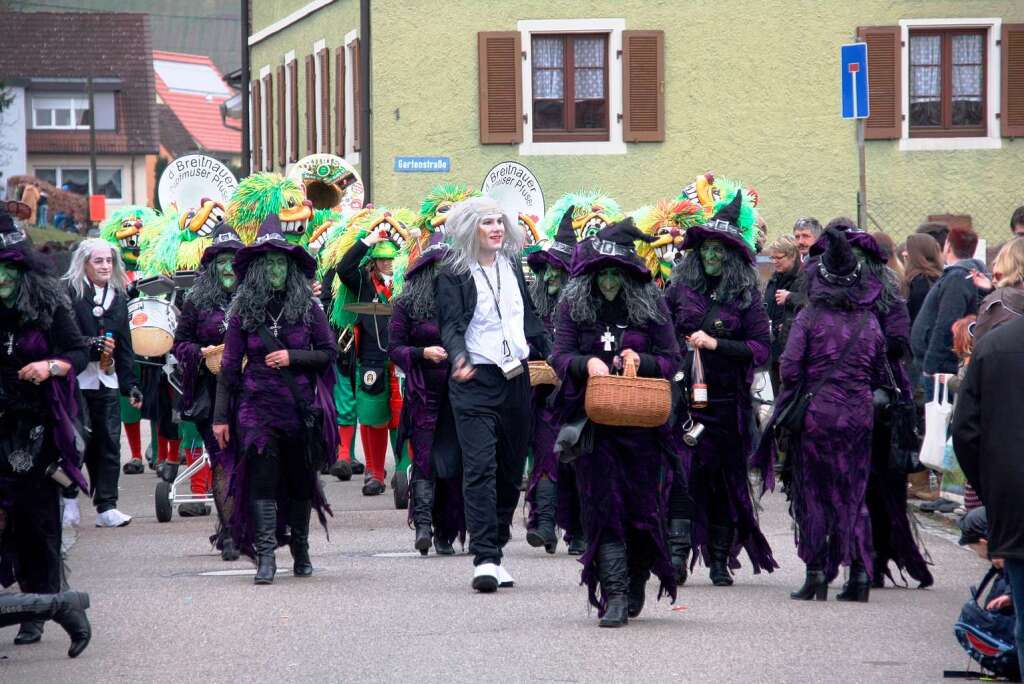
[952,34,982,99]
[574,37,604,99]
[533,37,563,99]
[910,35,940,99]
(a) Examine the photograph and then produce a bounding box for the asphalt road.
[1,426,987,683]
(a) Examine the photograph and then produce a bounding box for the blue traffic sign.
[840,42,870,119]
[394,156,450,173]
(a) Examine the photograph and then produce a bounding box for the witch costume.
[172,221,244,561]
[755,228,887,602]
[388,233,465,555]
[524,207,585,555]
[664,192,777,586]
[0,212,90,645]
[549,219,682,627]
[214,215,338,584]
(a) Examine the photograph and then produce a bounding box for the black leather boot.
[14,620,43,645]
[253,499,277,585]
[1,592,91,658]
[708,525,734,587]
[596,542,629,628]
[411,478,435,556]
[220,535,240,562]
[667,518,692,587]
[289,499,313,577]
[790,565,828,601]
[627,553,651,619]
[567,534,587,556]
[433,537,456,555]
[836,561,871,602]
[526,478,558,554]
[871,555,887,589]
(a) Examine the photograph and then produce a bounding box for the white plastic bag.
[919,379,953,471]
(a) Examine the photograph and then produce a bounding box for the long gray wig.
[528,263,566,321]
[442,196,524,275]
[862,257,901,314]
[395,262,438,322]
[229,253,312,332]
[62,238,129,300]
[671,246,759,310]
[560,271,666,327]
[184,261,233,311]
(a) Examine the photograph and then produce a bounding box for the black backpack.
[948,567,1020,681]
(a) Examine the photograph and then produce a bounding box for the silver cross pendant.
[601,327,616,352]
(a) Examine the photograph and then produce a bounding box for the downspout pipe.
[241,0,251,176]
[360,0,371,202]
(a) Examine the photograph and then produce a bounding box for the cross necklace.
[601,325,626,352]
[268,308,285,337]
[5,332,13,355]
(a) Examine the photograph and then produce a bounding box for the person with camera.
[63,238,142,529]
[548,219,681,627]
[212,215,337,585]
[0,206,92,650]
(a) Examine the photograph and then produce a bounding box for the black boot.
[433,537,456,555]
[526,478,558,554]
[350,458,365,476]
[567,534,587,556]
[596,542,629,628]
[836,561,871,602]
[220,535,240,562]
[329,459,352,482]
[708,525,734,587]
[253,499,277,585]
[627,555,651,619]
[667,518,692,587]
[289,499,313,577]
[790,565,828,601]
[411,479,434,556]
[0,592,91,658]
[871,555,887,589]
[14,620,43,645]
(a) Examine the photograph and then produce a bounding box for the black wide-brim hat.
[678,191,756,264]
[809,227,886,263]
[200,221,245,267]
[405,232,448,279]
[526,242,572,273]
[569,218,652,282]
[233,214,317,280]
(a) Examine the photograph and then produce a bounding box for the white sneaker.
[95,509,132,528]
[497,565,515,588]
[472,563,499,593]
[62,499,80,528]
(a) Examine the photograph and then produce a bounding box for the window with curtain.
[909,29,986,136]
[531,33,608,141]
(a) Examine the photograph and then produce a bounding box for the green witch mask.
[700,240,726,277]
[0,262,20,305]
[214,253,236,291]
[267,252,289,291]
[596,267,623,302]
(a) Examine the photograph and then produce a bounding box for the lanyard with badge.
[477,259,523,378]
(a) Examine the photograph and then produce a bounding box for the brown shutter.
[305,54,316,155]
[1002,24,1024,137]
[622,30,665,142]
[276,65,286,167]
[263,73,274,171]
[250,84,261,171]
[335,48,346,156]
[289,59,299,162]
[351,38,363,152]
[477,31,522,144]
[857,26,902,140]
[319,47,331,153]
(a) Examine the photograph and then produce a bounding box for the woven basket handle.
[622,356,638,378]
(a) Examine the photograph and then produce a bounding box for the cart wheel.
[392,470,409,510]
[155,480,173,522]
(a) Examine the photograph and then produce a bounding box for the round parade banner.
[158,154,238,213]
[288,153,364,216]
[481,160,545,229]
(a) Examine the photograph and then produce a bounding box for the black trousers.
[449,365,531,566]
[82,386,122,513]
[10,477,63,595]
[247,435,314,501]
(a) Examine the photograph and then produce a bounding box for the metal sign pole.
[857,117,866,230]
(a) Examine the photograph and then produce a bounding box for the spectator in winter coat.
[903,234,944,326]
[971,238,1024,342]
[763,235,800,394]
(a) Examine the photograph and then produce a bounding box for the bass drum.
[128,297,179,357]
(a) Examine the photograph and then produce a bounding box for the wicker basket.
[528,361,559,386]
[203,345,225,375]
[585,358,672,428]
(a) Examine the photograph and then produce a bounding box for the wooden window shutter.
[622,30,665,142]
[318,47,331,153]
[335,48,346,156]
[288,60,299,162]
[1002,24,1024,137]
[352,38,363,152]
[276,65,286,167]
[263,73,274,171]
[250,84,261,171]
[477,31,522,144]
[305,54,316,154]
[857,26,902,140]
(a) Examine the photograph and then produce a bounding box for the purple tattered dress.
[550,298,681,612]
[218,304,338,559]
[388,298,465,547]
[664,283,778,575]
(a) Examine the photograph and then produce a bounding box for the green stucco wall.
[251,0,1024,244]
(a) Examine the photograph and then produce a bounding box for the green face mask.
[267,253,289,291]
[596,267,623,302]
[0,262,20,305]
[852,246,866,263]
[544,266,564,296]
[215,254,236,292]
[700,240,726,277]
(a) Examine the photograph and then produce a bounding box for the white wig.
[63,237,128,299]
[442,195,523,275]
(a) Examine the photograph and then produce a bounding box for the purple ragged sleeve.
[47,368,89,492]
[172,301,204,410]
[309,304,339,462]
[742,289,771,372]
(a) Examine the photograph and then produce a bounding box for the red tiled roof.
[0,12,159,154]
[153,50,241,155]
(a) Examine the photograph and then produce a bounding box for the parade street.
[2,442,985,683]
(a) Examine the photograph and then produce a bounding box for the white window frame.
[34,166,124,201]
[313,39,326,153]
[284,50,296,162]
[259,65,271,170]
[898,17,1002,152]
[517,18,626,156]
[344,30,360,166]
[31,95,90,130]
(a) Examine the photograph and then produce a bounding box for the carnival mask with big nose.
[0,262,20,305]
[214,253,236,291]
[597,267,622,301]
[700,240,726,277]
[267,252,289,291]
[544,266,564,296]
